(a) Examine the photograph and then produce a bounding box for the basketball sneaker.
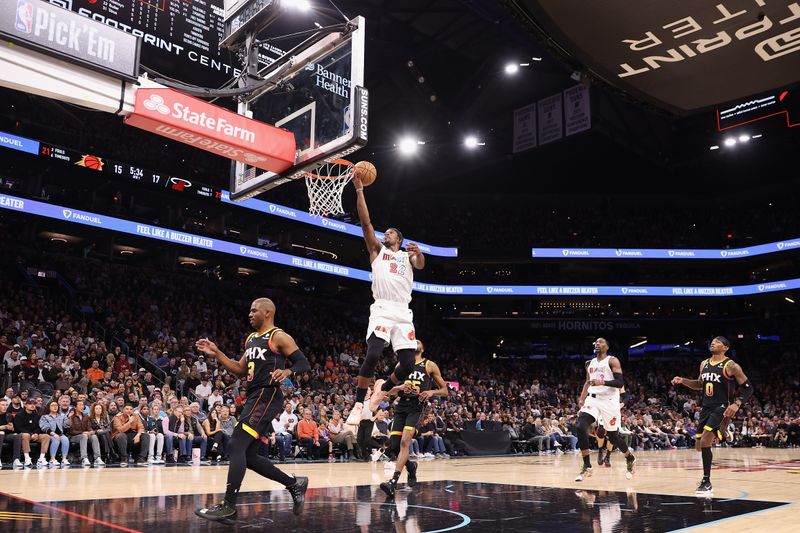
[625,453,636,479]
[346,402,364,425]
[368,379,387,411]
[406,459,418,487]
[575,465,593,482]
[695,477,713,495]
[597,448,605,466]
[380,479,397,498]
[195,500,236,522]
[287,476,309,515]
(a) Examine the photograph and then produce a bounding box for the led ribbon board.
[1,193,797,297]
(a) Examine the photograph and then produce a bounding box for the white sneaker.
[155,458,165,464]
[12,459,23,468]
[556,449,564,456]
[120,461,128,467]
[24,458,32,468]
[368,380,387,411]
[423,452,434,459]
[61,458,71,467]
[38,458,50,468]
[49,459,59,467]
[82,458,91,467]
[370,449,382,462]
[148,456,155,464]
[346,402,364,425]
[94,458,105,466]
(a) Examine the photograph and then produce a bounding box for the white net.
[304,160,355,217]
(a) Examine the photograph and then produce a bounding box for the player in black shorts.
[194,298,311,522]
[672,336,753,494]
[379,340,448,498]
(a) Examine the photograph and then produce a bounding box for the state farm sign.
[125,88,295,173]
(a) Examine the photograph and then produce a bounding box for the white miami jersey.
[371,246,413,304]
[587,356,620,399]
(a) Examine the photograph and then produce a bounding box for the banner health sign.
[0,0,140,80]
[2,193,799,297]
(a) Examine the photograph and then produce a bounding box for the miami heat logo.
[408,331,416,340]
[609,417,617,426]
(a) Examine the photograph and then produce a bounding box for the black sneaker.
[380,479,396,498]
[195,500,237,522]
[575,465,593,482]
[597,448,605,466]
[695,478,713,494]
[625,453,636,478]
[286,476,309,515]
[406,460,418,487]
[604,452,611,468]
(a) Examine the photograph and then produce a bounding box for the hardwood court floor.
[0,448,797,531]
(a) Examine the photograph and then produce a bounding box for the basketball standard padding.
[354,161,377,186]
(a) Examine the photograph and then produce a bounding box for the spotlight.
[738,134,751,142]
[723,137,737,147]
[464,136,485,149]
[504,63,519,74]
[285,0,312,11]
[398,138,420,155]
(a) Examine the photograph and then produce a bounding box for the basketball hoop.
[304,159,355,217]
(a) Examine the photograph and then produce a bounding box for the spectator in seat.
[89,401,116,462]
[16,398,50,467]
[272,409,294,461]
[40,400,70,467]
[0,398,22,467]
[68,399,103,466]
[297,408,322,459]
[112,404,149,466]
[138,405,164,464]
[327,410,356,459]
[87,361,104,383]
[521,415,550,454]
[203,407,226,461]
[162,405,187,464]
[219,405,236,460]
[195,377,212,411]
[183,407,208,463]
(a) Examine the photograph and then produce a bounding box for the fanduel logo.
[777,240,800,250]
[758,284,766,292]
[561,249,590,257]
[268,205,296,218]
[269,205,277,213]
[562,250,569,256]
[616,250,623,256]
[777,242,785,249]
[668,250,675,257]
[486,287,493,293]
[721,251,727,257]
[62,209,101,224]
[621,287,627,294]
[240,246,247,254]
[487,287,514,294]
[759,282,787,292]
[669,250,696,257]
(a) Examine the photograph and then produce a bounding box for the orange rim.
[304,159,354,180]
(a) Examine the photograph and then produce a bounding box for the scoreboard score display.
[59,0,342,87]
[38,142,223,201]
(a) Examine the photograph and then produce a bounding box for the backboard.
[230,16,366,201]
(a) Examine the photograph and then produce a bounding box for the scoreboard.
[38,142,222,201]
[57,0,338,87]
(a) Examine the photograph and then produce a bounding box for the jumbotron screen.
[54,0,339,87]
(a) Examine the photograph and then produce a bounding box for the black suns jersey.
[398,359,432,405]
[700,358,735,408]
[243,327,285,391]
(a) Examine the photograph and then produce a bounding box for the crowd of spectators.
[1,256,799,470]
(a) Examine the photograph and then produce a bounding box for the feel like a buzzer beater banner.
[2,193,799,298]
[532,242,800,260]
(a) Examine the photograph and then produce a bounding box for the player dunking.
[194,298,311,522]
[379,340,448,498]
[575,338,636,481]
[347,174,425,425]
[672,336,753,494]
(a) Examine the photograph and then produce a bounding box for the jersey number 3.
[247,362,255,382]
[705,382,714,397]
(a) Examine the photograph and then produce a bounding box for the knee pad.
[359,334,386,378]
[393,348,416,381]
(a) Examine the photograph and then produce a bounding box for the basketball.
[354,161,377,187]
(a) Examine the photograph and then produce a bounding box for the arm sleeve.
[602,372,625,388]
[287,349,311,374]
[737,379,754,404]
